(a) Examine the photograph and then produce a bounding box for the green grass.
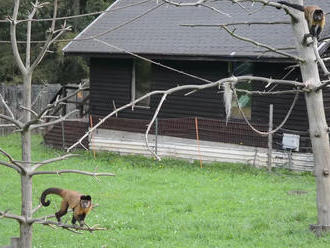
[0,134,329,247]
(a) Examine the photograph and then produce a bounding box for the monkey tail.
[40,188,63,207]
[278,1,304,12]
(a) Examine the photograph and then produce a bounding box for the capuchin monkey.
[278,1,325,40]
[40,187,92,227]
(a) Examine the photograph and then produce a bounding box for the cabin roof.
[63,0,330,61]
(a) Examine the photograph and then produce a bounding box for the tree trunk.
[290,0,330,232]
[19,73,33,248]
[72,0,80,32]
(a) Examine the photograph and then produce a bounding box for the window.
[229,62,254,120]
[131,59,152,108]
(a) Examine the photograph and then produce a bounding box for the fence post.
[194,117,203,168]
[10,237,19,248]
[61,121,65,149]
[155,118,158,155]
[267,104,273,171]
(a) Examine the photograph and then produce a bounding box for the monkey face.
[313,10,324,22]
[80,195,92,208]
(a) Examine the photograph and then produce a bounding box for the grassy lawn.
[0,134,329,247]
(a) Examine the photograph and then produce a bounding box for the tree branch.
[0,210,25,223]
[162,0,206,7]
[0,147,26,173]
[24,82,88,130]
[0,114,23,129]
[0,160,21,173]
[232,87,299,136]
[181,21,290,27]
[234,88,306,95]
[0,93,15,119]
[19,106,38,118]
[26,0,41,70]
[33,220,106,232]
[220,25,304,62]
[14,0,152,23]
[30,0,64,72]
[30,170,115,177]
[31,154,80,171]
[145,94,168,160]
[312,39,330,77]
[9,0,27,75]
[29,110,79,130]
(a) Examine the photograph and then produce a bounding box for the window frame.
[228,61,254,120]
[131,59,152,109]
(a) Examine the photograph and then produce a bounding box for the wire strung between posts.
[232,86,299,136]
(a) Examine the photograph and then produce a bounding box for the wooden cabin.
[48,0,330,169]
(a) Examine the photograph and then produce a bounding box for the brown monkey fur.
[278,1,325,39]
[40,187,92,227]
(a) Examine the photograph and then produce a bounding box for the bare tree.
[66,0,330,235]
[0,1,115,247]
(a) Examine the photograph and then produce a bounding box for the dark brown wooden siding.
[43,120,89,149]
[88,57,328,152]
[91,116,269,148]
[90,58,134,117]
[251,63,307,131]
[90,58,229,120]
[151,60,228,119]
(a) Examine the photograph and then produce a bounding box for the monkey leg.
[77,213,86,227]
[316,26,322,40]
[55,200,69,223]
[71,214,77,225]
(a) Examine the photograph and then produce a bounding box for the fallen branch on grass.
[34,220,107,233]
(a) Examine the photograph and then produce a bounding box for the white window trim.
[131,60,151,109]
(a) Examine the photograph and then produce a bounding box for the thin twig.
[32,203,42,215]
[0,93,15,119]
[234,88,305,95]
[19,106,38,118]
[12,0,153,23]
[24,82,88,129]
[221,25,304,62]
[232,87,299,136]
[312,39,330,77]
[181,21,290,27]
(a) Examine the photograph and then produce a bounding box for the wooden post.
[11,237,19,248]
[89,114,96,158]
[194,117,203,168]
[61,120,65,150]
[267,104,273,172]
[155,118,158,155]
